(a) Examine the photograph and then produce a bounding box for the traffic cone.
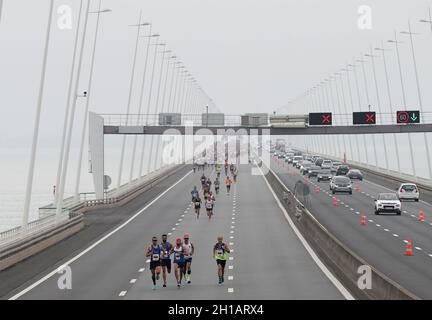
[332,197,339,207]
[405,240,413,256]
[315,186,321,194]
[355,185,361,193]
[361,213,366,226]
[419,210,425,222]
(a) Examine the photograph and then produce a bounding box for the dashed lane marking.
[119,291,127,297]
[130,279,137,284]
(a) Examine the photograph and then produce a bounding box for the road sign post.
[396,110,420,124]
[309,113,333,126]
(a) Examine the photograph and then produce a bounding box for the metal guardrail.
[0,210,74,250]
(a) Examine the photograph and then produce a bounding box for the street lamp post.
[375,44,402,174]
[117,15,150,189]
[400,22,432,179]
[54,0,85,204]
[365,49,389,172]
[388,32,417,178]
[73,4,112,202]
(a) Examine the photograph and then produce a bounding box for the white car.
[397,183,419,202]
[375,193,402,215]
[321,159,333,169]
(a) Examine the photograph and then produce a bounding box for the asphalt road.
[270,154,432,299]
[8,164,346,300]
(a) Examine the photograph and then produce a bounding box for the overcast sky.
[1,0,432,148]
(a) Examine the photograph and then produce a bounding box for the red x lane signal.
[353,112,376,125]
[309,113,333,126]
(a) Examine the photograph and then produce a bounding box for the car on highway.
[347,169,363,180]
[397,183,419,202]
[374,193,402,215]
[292,156,303,167]
[284,152,294,163]
[308,165,322,178]
[331,161,342,173]
[321,159,333,170]
[317,169,333,182]
[300,162,314,175]
[314,158,324,167]
[330,176,353,194]
[336,165,350,176]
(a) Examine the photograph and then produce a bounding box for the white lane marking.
[179,219,182,222]
[184,211,188,214]
[256,162,354,300]
[172,227,176,231]
[146,259,151,263]
[350,208,354,211]
[231,226,235,229]
[230,236,234,239]
[175,223,180,226]
[119,291,127,297]
[230,231,234,234]
[228,266,234,270]
[384,229,389,232]
[139,268,145,273]
[228,276,234,281]
[368,220,374,223]
[429,254,432,257]
[230,249,234,253]
[181,215,185,218]
[415,247,422,251]
[229,242,234,246]
[232,221,235,224]
[229,257,234,261]
[376,224,381,227]
[8,170,194,300]
[168,233,172,236]
[228,288,234,293]
[130,279,137,284]
[393,234,399,237]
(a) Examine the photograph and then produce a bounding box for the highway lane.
[270,154,432,299]
[126,164,345,300]
[11,164,346,300]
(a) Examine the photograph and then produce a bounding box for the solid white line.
[257,163,354,300]
[9,170,193,300]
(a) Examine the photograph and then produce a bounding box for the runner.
[200,174,207,187]
[191,186,199,202]
[173,238,186,288]
[193,195,202,219]
[216,164,222,178]
[146,236,162,290]
[208,191,216,215]
[214,177,220,195]
[205,196,214,220]
[160,234,173,288]
[183,234,195,284]
[225,176,232,195]
[233,167,238,183]
[213,236,231,285]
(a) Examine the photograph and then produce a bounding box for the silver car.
[330,176,353,194]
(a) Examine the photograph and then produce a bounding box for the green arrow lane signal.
[410,113,418,121]
[396,110,420,124]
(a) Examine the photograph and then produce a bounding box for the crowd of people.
[146,159,238,289]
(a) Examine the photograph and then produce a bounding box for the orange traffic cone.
[361,213,366,226]
[332,197,339,207]
[315,186,321,194]
[419,210,425,222]
[405,240,413,256]
[355,185,361,193]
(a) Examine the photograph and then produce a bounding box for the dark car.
[336,165,350,176]
[347,169,363,180]
[308,166,321,178]
[315,158,323,167]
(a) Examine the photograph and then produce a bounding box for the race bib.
[152,254,159,261]
[216,250,223,256]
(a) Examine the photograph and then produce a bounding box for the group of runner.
[146,234,194,290]
[146,234,231,288]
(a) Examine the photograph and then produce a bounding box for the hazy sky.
[1,0,432,148]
